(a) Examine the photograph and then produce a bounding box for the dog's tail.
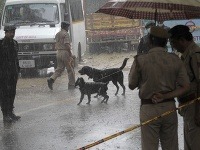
[119,58,129,70]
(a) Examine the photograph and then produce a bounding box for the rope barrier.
[77,97,200,150]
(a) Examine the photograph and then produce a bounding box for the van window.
[3,3,59,25]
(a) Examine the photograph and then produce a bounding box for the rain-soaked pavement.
[0,53,185,150]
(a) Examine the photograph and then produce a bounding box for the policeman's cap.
[150,26,170,39]
[145,21,155,29]
[168,25,190,39]
[4,25,16,31]
[61,21,70,28]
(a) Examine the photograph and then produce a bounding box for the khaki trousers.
[51,50,75,86]
[140,101,178,150]
[180,103,200,150]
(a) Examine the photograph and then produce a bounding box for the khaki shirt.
[181,41,200,96]
[129,47,189,99]
[55,29,71,50]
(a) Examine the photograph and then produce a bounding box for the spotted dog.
[78,58,129,95]
[75,77,109,105]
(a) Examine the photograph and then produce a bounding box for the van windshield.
[3,3,59,25]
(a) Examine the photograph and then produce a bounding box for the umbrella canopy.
[96,0,200,22]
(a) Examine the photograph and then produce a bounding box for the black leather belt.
[141,98,174,105]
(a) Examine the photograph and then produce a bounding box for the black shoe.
[47,78,54,90]
[3,116,13,123]
[10,113,21,121]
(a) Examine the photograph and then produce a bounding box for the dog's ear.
[80,77,85,84]
[82,66,88,71]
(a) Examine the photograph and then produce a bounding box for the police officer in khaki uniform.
[169,25,200,150]
[128,26,190,150]
[0,25,21,123]
[47,21,75,90]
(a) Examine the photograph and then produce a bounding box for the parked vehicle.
[85,13,141,53]
[0,0,86,76]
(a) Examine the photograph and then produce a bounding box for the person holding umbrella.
[137,21,155,54]
[128,26,190,150]
[169,25,200,150]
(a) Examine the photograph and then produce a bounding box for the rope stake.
[77,97,200,150]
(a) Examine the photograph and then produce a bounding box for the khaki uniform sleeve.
[128,58,140,90]
[63,32,70,45]
[55,33,58,42]
[176,61,190,86]
[63,32,71,52]
[190,52,200,96]
[190,53,200,81]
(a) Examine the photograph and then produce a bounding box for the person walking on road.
[137,21,155,54]
[47,21,75,90]
[128,26,190,150]
[169,25,200,150]
[0,25,21,123]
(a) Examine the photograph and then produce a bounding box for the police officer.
[128,26,190,150]
[169,25,200,150]
[47,21,75,90]
[0,25,21,123]
[137,21,155,54]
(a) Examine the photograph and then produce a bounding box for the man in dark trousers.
[0,25,21,123]
[129,26,190,150]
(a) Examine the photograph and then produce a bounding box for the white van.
[0,0,86,76]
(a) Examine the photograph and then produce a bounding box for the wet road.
[0,68,184,150]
